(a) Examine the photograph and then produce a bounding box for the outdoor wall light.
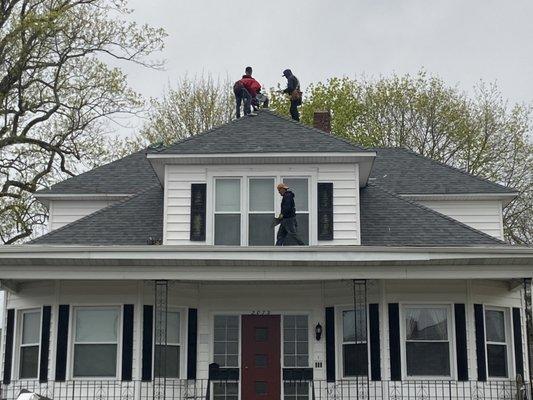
[315,323,323,341]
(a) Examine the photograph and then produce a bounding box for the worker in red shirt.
[240,67,268,111]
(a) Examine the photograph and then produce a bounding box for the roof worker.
[274,183,305,246]
[233,77,255,118]
[282,69,302,121]
[240,66,268,111]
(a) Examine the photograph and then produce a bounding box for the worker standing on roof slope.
[282,69,302,121]
[274,183,305,246]
[240,66,268,111]
[233,77,255,119]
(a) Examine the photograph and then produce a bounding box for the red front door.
[241,315,281,400]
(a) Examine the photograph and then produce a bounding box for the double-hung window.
[155,311,181,378]
[282,178,309,245]
[485,308,510,378]
[342,308,368,377]
[73,307,119,377]
[248,178,276,245]
[404,305,451,377]
[19,309,41,379]
[214,179,241,245]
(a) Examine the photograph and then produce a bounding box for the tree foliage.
[269,72,532,244]
[0,0,166,243]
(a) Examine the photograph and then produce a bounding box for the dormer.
[147,111,376,246]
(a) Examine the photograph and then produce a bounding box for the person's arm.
[280,194,290,218]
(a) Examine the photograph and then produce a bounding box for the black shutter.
[474,304,487,381]
[190,183,207,241]
[142,305,154,381]
[187,308,198,379]
[3,309,14,384]
[317,183,334,240]
[512,307,524,378]
[325,307,336,382]
[369,303,381,381]
[39,306,52,382]
[55,305,70,381]
[122,304,134,381]
[388,303,401,381]
[454,304,468,381]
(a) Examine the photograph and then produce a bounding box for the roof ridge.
[367,183,507,245]
[378,146,516,194]
[264,110,369,151]
[29,184,162,244]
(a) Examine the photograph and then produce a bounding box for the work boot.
[247,112,258,117]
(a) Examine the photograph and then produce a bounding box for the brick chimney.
[313,110,331,133]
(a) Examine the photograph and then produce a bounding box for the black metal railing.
[1,379,530,400]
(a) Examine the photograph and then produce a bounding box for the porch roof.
[0,245,532,284]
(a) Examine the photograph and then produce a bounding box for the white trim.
[147,152,376,159]
[152,307,187,380]
[34,194,131,203]
[400,193,519,201]
[336,305,370,380]
[484,305,514,380]
[400,303,455,381]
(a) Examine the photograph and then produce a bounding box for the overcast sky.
[117,0,533,135]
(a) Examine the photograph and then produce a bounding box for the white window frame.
[247,177,277,246]
[213,177,243,246]
[16,308,42,380]
[70,305,122,380]
[212,313,241,368]
[400,303,455,380]
[207,168,316,246]
[336,305,370,380]
[282,313,311,368]
[484,306,513,380]
[152,308,187,380]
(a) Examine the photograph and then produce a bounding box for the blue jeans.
[235,88,251,118]
[276,217,305,246]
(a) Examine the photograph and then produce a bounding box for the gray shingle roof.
[370,147,515,195]
[150,110,368,154]
[36,150,159,195]
[360,184,504,246]
[30,186,163,245]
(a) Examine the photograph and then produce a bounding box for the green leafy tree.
[0,0,166,243]
[269,72,532,244]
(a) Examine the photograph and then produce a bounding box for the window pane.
[282,214,309,245]
[214,382,239,400]
[73,344,117,377]
[167,312,180,344]
[19,346,39,379]
[214,315,239,367]
[343,309,367,342]
[284,315,308,367]
[406,342,450,376]
[250,178,274,211]
[405,308,448,340]
[283,179,308,211]
[249,214,275,245]
[284,382,309,400]
[76,308,118,342]
[343,343,368,376]
[488,344,508,377]
[22,311,40,345]
[154,345,180,378]
[215,214,240,245]
[486,310,506,343]
[216,179,240,212]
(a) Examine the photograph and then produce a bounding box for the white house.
[0,110,532,400]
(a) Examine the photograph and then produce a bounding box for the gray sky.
[118,0,533,135]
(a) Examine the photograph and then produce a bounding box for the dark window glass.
[406,342,450,376]
[255,381,267,395]
[255,354,268,367]
[19,346,39,379]
[154,345,180,378]
[284,382,309,400]
[215,215,240,245]
[249,214,275,245]
[487,344,508,378]
[342,343,368,376]
[213,382,238,400]
[255,327,268,342]
[73,344,117,377]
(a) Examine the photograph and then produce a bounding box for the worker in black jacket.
[282,69,302,121]
[275,183,305,246]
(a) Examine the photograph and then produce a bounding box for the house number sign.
[250,310,271,315]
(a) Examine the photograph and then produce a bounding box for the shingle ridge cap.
[391,147,516,194]
[29,184,162,244]
[366,183,506,245]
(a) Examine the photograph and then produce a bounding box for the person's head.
[245,66,253,75]
[277,182,289,195]
[282,69,292,78]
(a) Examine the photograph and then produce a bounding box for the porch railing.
[1,379,530,400]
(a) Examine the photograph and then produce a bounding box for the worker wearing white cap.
[275,183,305,246]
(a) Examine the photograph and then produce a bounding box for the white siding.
[416,200,504,240]
[164,164,359,245]
[48,200,117,231]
